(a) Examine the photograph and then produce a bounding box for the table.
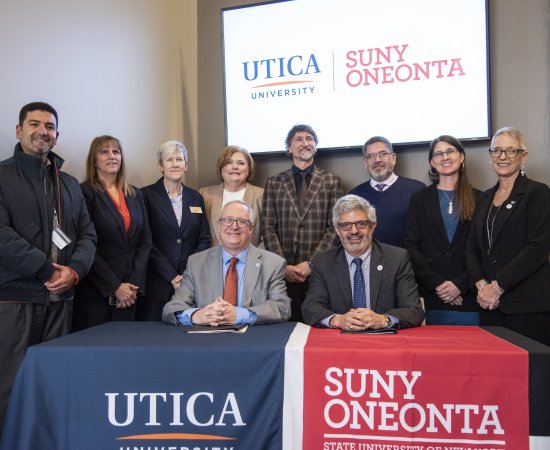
[1,323,548,450]
[1,321,296,450]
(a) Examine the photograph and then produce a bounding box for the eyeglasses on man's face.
[488,147,525,158]
[219,217,252,228]
[364,151,392,161]
[432,148,459,160]
[337,220,371,231]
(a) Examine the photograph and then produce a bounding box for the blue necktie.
[353,257,367,309]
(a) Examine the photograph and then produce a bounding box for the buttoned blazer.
[403,184,480,311]
[141,178,210,305]
[199,182,264,247]
[302,242,425,328]
[76,184,152,299]
[465,175,550,314]
[262,166,343,264]
[162,244,291,324]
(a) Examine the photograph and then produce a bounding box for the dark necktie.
[297,171,308,212]
[376,183,386,191]
[224,257,238,306]
[352,257,367,309]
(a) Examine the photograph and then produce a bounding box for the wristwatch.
[384,315,392,327]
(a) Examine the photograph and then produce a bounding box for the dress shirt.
[321,248,370,327]
[321,247,398,328]
[345,249,372,309]
[176,248,257,326]
[166,186,183,226]
[370,173,398,191]
[292,164,314,192]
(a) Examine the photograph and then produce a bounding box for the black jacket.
[404,184,480,312]
[75,183,152,300]
[140,179,210,312]
[0,144,96,303]
[465,175,550,314]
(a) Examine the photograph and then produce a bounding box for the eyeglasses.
[488,147,525,158]
[219,217,252,228]
[432,148,459,160]
[365,151,392,161]
[337,220,371,231]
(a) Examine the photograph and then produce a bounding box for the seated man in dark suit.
[302,195,424,330]
[163,200,291,326]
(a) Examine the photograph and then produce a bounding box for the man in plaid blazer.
[262,124,343,321]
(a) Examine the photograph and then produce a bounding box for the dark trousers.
[72,295,137,332]
[0,301,72,436]
[286,280,309,323]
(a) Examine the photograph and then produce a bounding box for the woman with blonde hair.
[465,127,550,345]
[73,135,151,330]
[200,145,263,247]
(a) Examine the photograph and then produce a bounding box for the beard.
[368,165,393,182]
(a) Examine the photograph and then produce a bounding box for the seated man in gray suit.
[163,200,291,326]
[302,195,424,330]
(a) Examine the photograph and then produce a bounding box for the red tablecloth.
[303,326,529,450]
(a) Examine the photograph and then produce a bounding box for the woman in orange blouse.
[73,136,151,331]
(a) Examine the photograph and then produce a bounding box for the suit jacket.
[200,183,264,247]
[302,242,425,328]
[262,165,342,264]
[139,178,210,319]
[162,244,291,325]
[404,184,480,312]
[75,184,152,301]
[465,175,550,314]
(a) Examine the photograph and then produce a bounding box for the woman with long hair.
[73,135,151,330]
[404,135,480,324]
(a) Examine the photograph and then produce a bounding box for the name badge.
[189,206,203,213]
[52,226,72,250]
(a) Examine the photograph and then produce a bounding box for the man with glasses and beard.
[302,195,424,331]
[349,136,424,247]
[262,124,343,322]
[163,200,291,326]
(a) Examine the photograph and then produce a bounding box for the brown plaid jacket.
[262,165,343,265]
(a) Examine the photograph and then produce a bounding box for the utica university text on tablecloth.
[105,392,246,427]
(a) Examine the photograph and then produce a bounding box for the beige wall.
[0,0,198,187]
[0,0,548,194]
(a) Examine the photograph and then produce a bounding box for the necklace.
[486,202,502,251]
[440,190,455,214]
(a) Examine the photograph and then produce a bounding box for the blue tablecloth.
[1,321,297,450]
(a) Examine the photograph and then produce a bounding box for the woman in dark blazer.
[465,127,550,345]
[137,140,210,321]
[73,136,152,331]
[404,135,480,324]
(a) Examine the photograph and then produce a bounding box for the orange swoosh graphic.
[117,433,236,440]
[252,80,313,88]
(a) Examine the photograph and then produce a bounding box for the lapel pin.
[506,204,512,209]
[377,265,383,271]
